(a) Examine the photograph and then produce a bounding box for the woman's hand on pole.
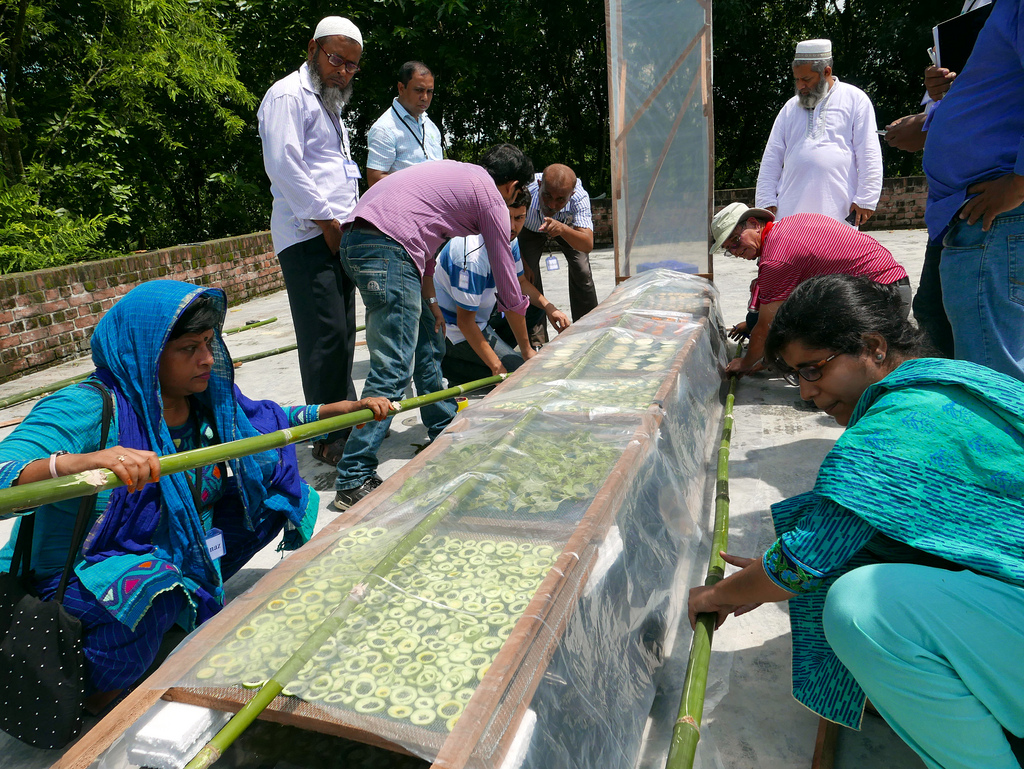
[61,447,161,493]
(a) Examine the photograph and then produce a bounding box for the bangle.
[49,450,69,479]
[426,297,438,305]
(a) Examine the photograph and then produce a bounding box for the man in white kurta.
[257,16,363,465]
[755,39,883,226]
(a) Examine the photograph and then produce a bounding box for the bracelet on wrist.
[49,450,69,479]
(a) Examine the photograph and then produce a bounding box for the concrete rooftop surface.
[0,229,931,769]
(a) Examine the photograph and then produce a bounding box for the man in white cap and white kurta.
[754,39,883,227]
[257,17,364,466]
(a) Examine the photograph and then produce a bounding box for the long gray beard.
[309,58,353,114]
[797,76,830,109]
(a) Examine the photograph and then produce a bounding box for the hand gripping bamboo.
[665,343,742,769]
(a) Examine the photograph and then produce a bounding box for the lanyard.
[316,95,351,161]
[392,105,431,158]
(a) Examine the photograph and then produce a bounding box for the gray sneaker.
[334,476,383,510]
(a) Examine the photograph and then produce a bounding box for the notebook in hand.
[932,3,995,74]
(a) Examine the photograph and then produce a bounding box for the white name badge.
[458,269,470,290]
[546,255,560,271]
[344,160,362,179]
[205,528,226,560]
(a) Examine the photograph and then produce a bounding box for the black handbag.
[0,381,112,749]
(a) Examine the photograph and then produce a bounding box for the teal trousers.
[823,564,1024,769]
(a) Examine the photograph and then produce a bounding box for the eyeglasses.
[315,39,361,74]
[722,223,745,254]
[779,353,840,386]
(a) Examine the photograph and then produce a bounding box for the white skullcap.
[313,17,363,47]
[794,39,832,61]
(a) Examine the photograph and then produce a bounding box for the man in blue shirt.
[923,0,1024,381]
[365,61,443,186]
[435,189,570,386]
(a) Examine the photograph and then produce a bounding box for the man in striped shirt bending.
[710,203,910,377]
[333,145,532,509]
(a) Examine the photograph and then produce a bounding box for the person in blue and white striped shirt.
[518,164,597,346]
[365,61,443,186]
[435,188,570,387]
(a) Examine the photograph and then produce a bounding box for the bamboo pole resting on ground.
[665,343,742,769]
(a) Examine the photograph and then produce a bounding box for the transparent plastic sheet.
[145,271,728,769]
[607,0,712,277]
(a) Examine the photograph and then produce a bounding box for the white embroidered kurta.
[755,77,883,223]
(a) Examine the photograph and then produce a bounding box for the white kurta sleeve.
[258,93,337,223]
[755,109,789,210]
[850,93,884,210]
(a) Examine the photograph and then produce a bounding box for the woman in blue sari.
[688,274,1024,769]
[0,280,389,706]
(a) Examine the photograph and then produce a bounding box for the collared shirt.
[523,173,594,233]
[435,236,524,344]
[345,160,529,315]
[756,213,907,305]
[755,77,883,223]
[923,0,1024,239]
[257,62,360,254]
[366,98,443,173]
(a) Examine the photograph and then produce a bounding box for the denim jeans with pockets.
[335,228,456,491]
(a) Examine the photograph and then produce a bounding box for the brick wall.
[713,176,928,231]
[591,198,613,247]
[0,232,283,384]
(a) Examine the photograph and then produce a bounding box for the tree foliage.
[1,0,968,274]
[712,0,965,189]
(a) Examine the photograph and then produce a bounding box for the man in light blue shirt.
[923,0,1024,381]
[366,61,443,186]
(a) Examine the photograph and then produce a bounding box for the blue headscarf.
[78,280,312,629]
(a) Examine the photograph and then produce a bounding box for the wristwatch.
[426,297,438,305]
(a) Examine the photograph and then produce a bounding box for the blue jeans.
[940,202,1024,381]
[335,228,456,490]
[442,324,524,386]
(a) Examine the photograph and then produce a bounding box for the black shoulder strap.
[54,380,114,603]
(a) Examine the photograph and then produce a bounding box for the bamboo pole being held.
[223,317,278,335]
[0,375,504,517]
[184,409,537,769]
[665,343,743,769]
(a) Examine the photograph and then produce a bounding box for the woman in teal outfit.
[688,274,1024,769]
[0,280,390,708]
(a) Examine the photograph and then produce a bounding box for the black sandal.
[311,438,346,466]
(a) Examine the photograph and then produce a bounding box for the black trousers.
[277,234,357,441]
[911,237,955,358]
[517,226,598,344]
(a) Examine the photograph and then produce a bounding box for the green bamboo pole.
[0,372,91,410]
[231,345,298,365]
[223,317,278,335]
[0,375,503,516]
[185,409,537,768]
[665,343,743,769]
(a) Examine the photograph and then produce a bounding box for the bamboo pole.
[0,375,503,516]
[0,372,91,410]
[231,345,298,365]
[223,317,278,334]
[665,343,742,769]
[184,410,538,768]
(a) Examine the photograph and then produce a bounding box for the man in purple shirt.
[333,144,533,508]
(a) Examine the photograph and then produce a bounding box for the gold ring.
[117,455,127,463]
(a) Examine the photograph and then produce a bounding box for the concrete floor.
[0,228,931,769]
